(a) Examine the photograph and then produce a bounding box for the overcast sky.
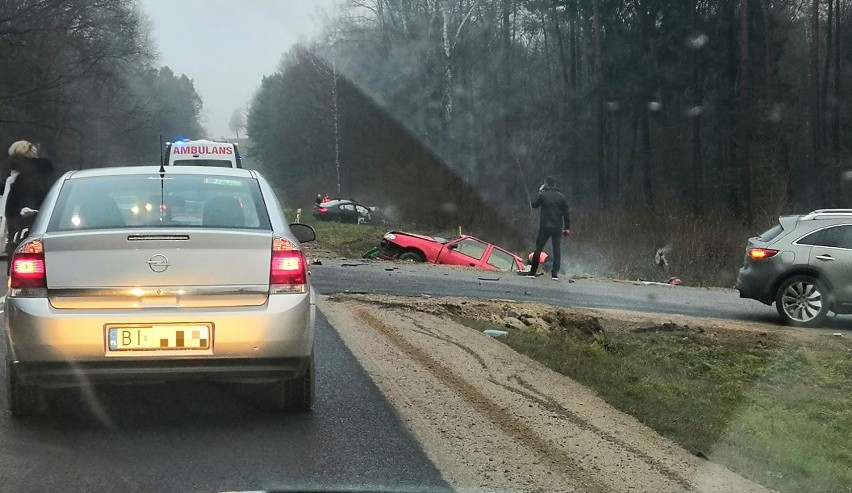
[139,0,339,138]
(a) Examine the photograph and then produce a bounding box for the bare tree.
[229,108,246,139]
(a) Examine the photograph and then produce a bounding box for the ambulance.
[163,139,242,168]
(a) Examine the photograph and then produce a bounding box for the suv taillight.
[270,237,307,294]
[748,248,779,260]
[10,238,47,296]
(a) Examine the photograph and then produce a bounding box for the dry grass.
[558,205,760,287]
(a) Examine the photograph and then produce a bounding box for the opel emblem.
[147,254,170,273]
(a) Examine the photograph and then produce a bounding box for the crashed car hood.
[393,232,443,244]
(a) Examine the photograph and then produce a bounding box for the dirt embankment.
[318,294,772,493]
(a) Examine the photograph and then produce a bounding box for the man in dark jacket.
[527,176,571,280]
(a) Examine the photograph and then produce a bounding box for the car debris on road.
[637,276,683,287]
[483,329,508,338]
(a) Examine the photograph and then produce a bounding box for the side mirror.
[447,243,458,250]
[289,223,316,243]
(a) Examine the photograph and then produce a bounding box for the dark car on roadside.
[313,199,386,224]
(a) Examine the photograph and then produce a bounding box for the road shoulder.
[317,295,770,493]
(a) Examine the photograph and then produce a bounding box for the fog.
[139,0,338,138]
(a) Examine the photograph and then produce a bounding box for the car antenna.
[158,135,167,177]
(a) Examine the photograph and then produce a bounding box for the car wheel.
[775,275,829,327]
[6,360,38,418]
[273,354,314,413]
[398,251,424,262]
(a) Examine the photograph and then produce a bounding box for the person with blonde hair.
[4,140,54,260]
[8,140,39,160]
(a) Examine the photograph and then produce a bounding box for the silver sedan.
[4,166,316,417]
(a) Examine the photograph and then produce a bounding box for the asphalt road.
[0,255,847,493]
[0,307,450,493]
[310,260,852,330]
[311,261,762,320]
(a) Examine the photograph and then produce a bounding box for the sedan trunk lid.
[44,229,272,309]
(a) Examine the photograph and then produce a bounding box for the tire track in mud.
[352,306,609,493]
[397,310,695,492]
[406,318,489,370]
[496,376,694,491]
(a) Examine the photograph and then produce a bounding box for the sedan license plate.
[107,324,211,352]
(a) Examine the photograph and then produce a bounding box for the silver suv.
[737,209,852,327]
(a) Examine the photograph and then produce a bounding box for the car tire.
[398,251,424,263]
[273,354,314,413]
[775,275,829,327]
[6,360,38,418]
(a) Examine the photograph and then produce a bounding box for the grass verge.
[296,213,387,258]
[456,316,852,493]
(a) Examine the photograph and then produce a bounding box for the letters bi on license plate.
[107,324,212,351]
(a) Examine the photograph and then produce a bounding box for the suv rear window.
[758,223,785,242]
[48,174,271,231]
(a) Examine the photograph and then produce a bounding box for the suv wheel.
[775,275,829,327]
[6,360,38,418]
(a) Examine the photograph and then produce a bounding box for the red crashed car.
[378,231,525,272]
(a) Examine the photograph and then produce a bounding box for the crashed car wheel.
[398,251,424,262]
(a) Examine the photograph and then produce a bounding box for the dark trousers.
[530,228,562,276]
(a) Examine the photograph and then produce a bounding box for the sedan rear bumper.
[4,293,316,386]
[11,357,310,386]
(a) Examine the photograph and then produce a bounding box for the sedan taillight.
[748,248,779,260]
[10,238,47,296]
[270,237,307,294]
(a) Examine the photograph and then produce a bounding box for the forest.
[341,0,849,219]
[0,0,204,175]
[248,0,851,283]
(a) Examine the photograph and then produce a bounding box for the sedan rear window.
[48,174,271,231]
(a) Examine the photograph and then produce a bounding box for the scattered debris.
[385,267,396,271]
[483,329,508,338]
[639,281,674,287]
[478,276,500,281]
[636,270,683,286]
[362,246,380,259]
[341,263,366,267]
[312,260,323,266]
[833,333,844,337]
[638,277,683,287]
